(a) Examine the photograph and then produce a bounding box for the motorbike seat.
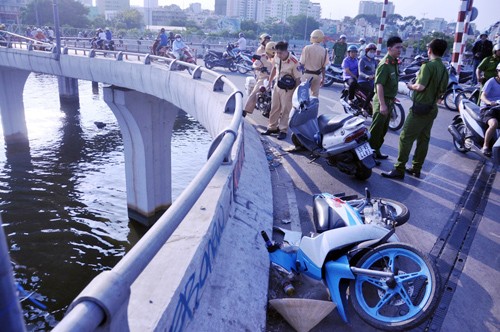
[462,100,487,130]
[208,50,224,58]
[318,114,353,134]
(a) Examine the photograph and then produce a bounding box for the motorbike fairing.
[318,114,354,134]
[461,99,488,138]
[299,224,399,271]
[313,193,363,232]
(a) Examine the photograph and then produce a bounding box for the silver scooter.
[289,80,377,180]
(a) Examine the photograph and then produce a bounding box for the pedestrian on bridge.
[300,29,330,97]
[368,36,403,161]
[382,38,448,180]
[332,35,347,67]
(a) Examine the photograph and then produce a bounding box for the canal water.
[0,74,212,330]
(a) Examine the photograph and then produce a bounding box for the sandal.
[481,147,492,157]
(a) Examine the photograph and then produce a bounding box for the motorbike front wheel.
[388,103,405,131]
[452,122,468,153]
[323,69,335,87]
[350,243,439,331]
[204,60,214,69]
[237,60,251,74]
[444,89,463,111]
[228,61,238,72]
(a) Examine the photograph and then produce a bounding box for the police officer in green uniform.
[477,43,500,85]
[382,39,449,179]
[368,36,403,160]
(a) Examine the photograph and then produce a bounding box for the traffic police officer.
[244,42,276,115]
[256,33,271,55]
[300,29,330,97]
[261,41,302,140]
[382,38,448,179]
[368,36,403,160]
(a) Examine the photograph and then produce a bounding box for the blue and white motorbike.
[262,189,439,331]
[289,80,376,180]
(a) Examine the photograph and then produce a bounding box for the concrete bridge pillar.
[103,86,179,226]
[58,76,80,106]
[0,67,30,145]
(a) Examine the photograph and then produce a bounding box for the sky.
[129,0,497,31]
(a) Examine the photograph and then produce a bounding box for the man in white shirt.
[234,32,247,53]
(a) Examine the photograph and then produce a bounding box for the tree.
[21,0,89,27]
[353,14,379,26]
[113,9,143,30]
[287,15,320,40]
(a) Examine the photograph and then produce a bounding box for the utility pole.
[52,0,61,59]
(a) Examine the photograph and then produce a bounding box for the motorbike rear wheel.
[323,68,335,87]
[237,59,251,74]
[228,61,238,72]
[452,122,468,153]
[355,162,372,180]
[444,89,463,111]
[350,243,439,331]
[388,103,405,131]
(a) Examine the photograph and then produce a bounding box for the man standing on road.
[244,42,276,116]
[300,29,329,97]
[368,36,403,160]
[332,35,347,67]
[472,33,493,85]
[382,39,448,180]
[261,41,302,140]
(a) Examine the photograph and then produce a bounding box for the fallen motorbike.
[203,42,237,72]
[262,188,439,331]
[256,86,272,118]
[322,64,344,87]
[340,84,406,131]
[448,99,500,163]
[289,80,376,180]
[443,65,464,111]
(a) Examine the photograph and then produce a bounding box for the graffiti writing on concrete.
[169,205,227,332]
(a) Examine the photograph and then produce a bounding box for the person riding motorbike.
[233,32,247,54]
[244,41,276,116]
[357,43,378,115]
[256,33,271,55]
[156,28,168,55]
[342,45,359,104]
[172,34,188,60]
[478,63,500,157]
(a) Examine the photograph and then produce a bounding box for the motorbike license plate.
[355,143,373,160]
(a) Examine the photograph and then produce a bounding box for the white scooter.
[289,80,376,180]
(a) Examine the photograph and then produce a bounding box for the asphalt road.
[203,64,494,331]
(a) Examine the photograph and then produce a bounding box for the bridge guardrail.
[0,31,243,331]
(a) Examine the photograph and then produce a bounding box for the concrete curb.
[188,122,274,331]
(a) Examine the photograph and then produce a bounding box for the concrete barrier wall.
[0,47,248,331]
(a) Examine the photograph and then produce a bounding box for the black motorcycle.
[443,65,464,111]
[203,43,237,72]
[399,55,427,82]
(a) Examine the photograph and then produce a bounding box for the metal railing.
[0,31,243,331]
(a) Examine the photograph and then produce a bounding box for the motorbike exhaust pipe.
[447,125,463,144]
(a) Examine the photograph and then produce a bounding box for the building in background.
[0,0,28,24]
[76,0,93,6]
[229,0,321,23]
[143,0,158,8]
[421,18,447,34]
[358,1,395,18]
[96,0,130,19]
[215,0,227,15]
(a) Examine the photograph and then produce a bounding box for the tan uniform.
[300,43,330,97]
[255,44,266,55]
[244,54,273,113]
[268,53,302,133]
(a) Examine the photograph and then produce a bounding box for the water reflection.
[0,74,212,330]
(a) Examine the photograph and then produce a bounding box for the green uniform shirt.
[332,42,347,65]
[373,54,399,103]
[478,55,500,82]
[413,58,448,110]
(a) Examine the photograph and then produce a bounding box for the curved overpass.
[0,36,254,332]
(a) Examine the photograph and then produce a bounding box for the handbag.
[411,68,446,116]
[277,59,296,90]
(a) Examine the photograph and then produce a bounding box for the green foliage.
[286,15,320,40]
[113,9,143,30]
[21,0,89,27]
[353,14,379,26]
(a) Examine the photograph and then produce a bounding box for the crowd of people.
[240,29,499,178]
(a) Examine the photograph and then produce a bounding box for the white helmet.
[494,44,500,52]
[310,29,325,43]
[359,38,366,44]
[339,34,347,40]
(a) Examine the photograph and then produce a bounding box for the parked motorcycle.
[203,42,237,72]
[289,80,376,180]
[448,99,500,163]
[399,55,427,82]
[235,52,253,74]
[322,64,344,87]
[454,84,480,109]
[443,65,464,111]
[340,85,406,131]
[262,188,439,331]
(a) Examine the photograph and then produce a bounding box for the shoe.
[261,128,279,136]
[481,147,492,157]
[373,151,389,159]
[381,169,405,180]
[277,132,287,140]
[242,111,247,117]
[405,167,421,178]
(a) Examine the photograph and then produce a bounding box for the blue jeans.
[472,58,481,85]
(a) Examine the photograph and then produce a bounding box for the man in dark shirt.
[471,33,493,84]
